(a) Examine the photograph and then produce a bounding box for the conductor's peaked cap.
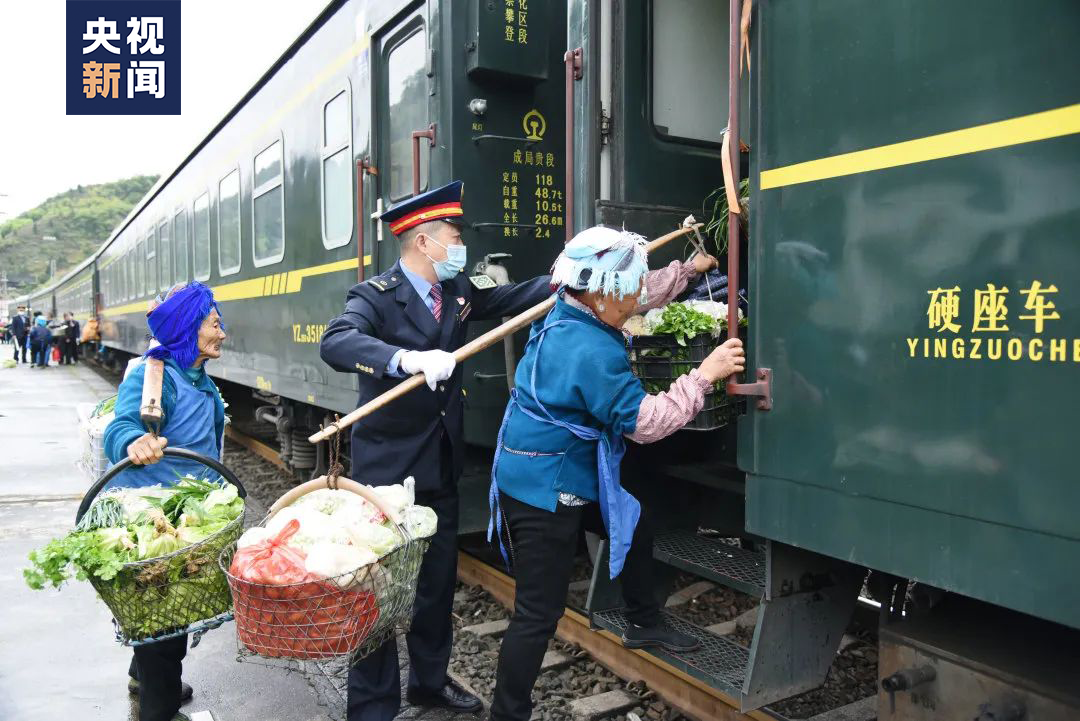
[382,180,466,236]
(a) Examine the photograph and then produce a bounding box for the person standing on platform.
[71,313,82,361]
[60,312,79,364]
[103,281,228,721]
[28,316,52,368]
[10,305,28,363]
[320,180,552,721]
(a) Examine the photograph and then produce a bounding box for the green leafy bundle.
[651,303,719,346]
[23,478,242,592]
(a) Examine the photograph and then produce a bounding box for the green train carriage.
[73,0,1078,717]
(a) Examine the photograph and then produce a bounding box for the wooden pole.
[309,224,701,443]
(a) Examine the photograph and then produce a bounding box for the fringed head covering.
[550,226,649,300]
[145,281,223,369]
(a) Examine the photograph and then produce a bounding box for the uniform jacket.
[320,260,552,490]
[10,313,28,339]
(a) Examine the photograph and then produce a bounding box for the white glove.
[399,349,456,391]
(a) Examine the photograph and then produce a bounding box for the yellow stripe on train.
[101,254,371,317]
[760,103,1080,190]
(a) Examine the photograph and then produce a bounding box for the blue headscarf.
[145,282,223,369]
[35,316,47,327]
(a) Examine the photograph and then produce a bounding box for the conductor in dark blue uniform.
[320,181,552,719]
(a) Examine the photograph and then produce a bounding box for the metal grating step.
[591,608,749,697]
[654,529,766,597]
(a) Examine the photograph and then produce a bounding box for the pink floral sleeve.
[627,369,713,443]
[634,260,697,315]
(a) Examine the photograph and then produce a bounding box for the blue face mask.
[423,236,467,281]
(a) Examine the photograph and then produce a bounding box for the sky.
[0,0,331,220]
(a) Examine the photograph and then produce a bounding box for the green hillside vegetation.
[0,175,158,292]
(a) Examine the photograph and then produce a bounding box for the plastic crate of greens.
[626,302,742,431]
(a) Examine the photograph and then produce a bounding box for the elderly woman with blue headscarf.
[487,226,745,721]
[102,281,227,721]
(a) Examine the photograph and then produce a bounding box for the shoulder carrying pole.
[309,224,701,444]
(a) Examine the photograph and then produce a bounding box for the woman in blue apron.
[487,227,745,721]
[102,281,227,721]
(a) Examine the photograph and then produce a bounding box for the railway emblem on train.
[522,109,546,141]
[66,0,181,116]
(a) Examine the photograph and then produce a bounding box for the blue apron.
[106,364,221,489]
[488,318,642,579]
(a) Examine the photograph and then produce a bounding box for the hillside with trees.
[0,175,158,293]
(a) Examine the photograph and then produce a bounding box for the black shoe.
[128,677,194,702]
[406,679,483,713]
[621,622,701,653]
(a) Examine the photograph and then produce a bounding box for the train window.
[174,208,189,283]
[218,169,241,276]
[146,229,157,295]
[124,246,133,301]
[136,236,146,296]
[650,0,728,144]
[252,139,284,266]
[158,219,172,291]
[193,192,210,281]
[387,29,428,200]
[321,88,353,249]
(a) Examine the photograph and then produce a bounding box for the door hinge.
[599,107,612,145]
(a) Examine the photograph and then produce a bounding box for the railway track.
[223,424,780,721]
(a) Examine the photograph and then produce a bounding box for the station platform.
[0,360,336,721]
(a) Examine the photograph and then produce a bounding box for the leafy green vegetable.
[148,476,228,526]
[651,303,718,346]
[75,495,126,531]
[91,395,118,418]
[703,178,750,255]
[23,531,132,590]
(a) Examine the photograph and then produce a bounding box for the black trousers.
[490,493,661,721]
[128,634,188,721]
[13,336,26,363]
[347,441,460,721]
[62,339,76,364]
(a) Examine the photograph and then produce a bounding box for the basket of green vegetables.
[24,448,247,645]
[626,302,744,431]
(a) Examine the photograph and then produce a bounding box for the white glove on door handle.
[399,349,456,391]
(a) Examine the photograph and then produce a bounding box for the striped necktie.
[430,283,443,323]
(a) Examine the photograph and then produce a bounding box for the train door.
[572,0,745,260]
[372,4,432,274]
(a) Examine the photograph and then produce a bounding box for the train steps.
[590,607,750,700]
[652,529,765,598]
[588,538,864,711]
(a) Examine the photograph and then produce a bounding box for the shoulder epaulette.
[365,272,404,292]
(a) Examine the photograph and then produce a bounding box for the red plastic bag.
[52,346,61,362]
[229,519,320,586]
[227,518,380,659]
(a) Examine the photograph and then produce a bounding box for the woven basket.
[75,448,247,645]
[221,476,429,662]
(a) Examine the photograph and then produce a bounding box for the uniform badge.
[469,274,497,290]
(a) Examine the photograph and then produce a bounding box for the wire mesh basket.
[221,475,429,664]
[628,331,738,431]
[75,447,248,645]
[76,396,116,482]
